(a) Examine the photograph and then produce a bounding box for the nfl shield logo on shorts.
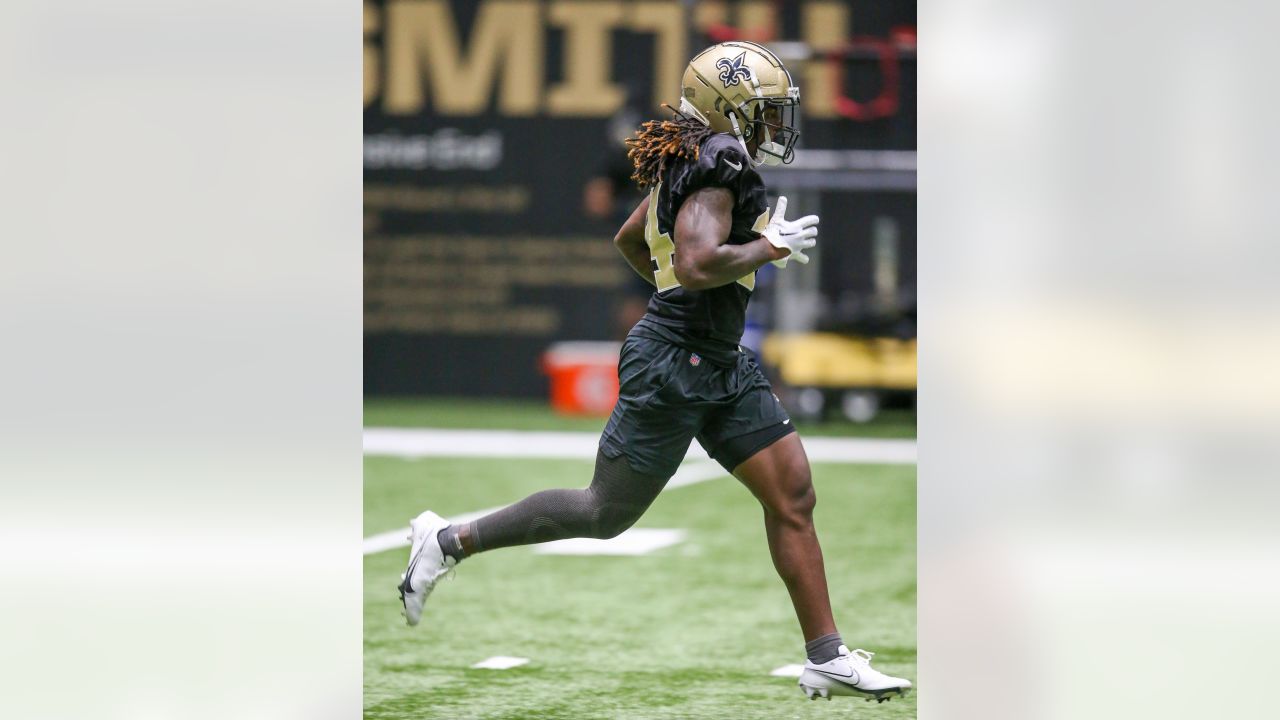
[689,353,701,367]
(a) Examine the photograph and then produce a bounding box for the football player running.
[399,41,912,703]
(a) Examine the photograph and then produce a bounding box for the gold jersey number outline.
[644,183,769,293]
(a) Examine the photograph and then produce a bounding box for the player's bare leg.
[731,432,836,642]
[732,432,911,701]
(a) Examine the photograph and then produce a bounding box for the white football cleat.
[798,646,912,703]
[397,510,456,626]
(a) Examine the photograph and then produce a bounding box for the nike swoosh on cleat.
[807,670,908,699]
[401,548,424,594]
[812,668,861,685]
[724,158,743,171]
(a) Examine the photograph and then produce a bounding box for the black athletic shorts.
[598,333,795,477]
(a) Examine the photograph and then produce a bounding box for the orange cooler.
[541,341,622,416]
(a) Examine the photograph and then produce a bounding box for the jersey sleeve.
[670,135,766,214]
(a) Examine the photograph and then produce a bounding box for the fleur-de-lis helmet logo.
[716,51,752,88]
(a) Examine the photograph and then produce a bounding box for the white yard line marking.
[666,462,727,489]
[471,656,529,670]
[363,428,601,460]
[533,528,686,556]
[363,427,916,556]
[800,436,917,464]
[362,504,509,555]
[608,459,724,503]
[363,428,916,465]
[361,528,411,556]
[363,462,723,556]
[770,664,806,678]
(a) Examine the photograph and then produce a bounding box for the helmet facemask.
[749,93,799,166]
[727,87,800,167]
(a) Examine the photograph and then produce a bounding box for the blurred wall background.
[364,0,917,402]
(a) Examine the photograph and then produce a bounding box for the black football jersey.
[632,133,771,364]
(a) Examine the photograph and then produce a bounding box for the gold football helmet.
[679,40,800,166]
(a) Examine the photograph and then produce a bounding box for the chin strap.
[727,113,760,167]
[755,124,787,167]
[729,112,788,167]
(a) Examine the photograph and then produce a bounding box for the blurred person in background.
[399,40,911,704]
[583,104,652,338]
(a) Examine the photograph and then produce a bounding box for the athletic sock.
[805,632,844,664]
[436,525,470,563]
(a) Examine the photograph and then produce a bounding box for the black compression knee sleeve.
[468,450,669,553]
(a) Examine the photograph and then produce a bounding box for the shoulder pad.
[696,134,751,176]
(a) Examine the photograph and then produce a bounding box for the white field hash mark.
[471,656,529,670]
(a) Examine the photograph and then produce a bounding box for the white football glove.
[761,196,819,268]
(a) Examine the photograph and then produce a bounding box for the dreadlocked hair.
[625,104,718,189]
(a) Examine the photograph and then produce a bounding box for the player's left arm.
[613,195,657,286]
[672,187,788,291]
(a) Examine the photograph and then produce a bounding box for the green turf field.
[364,402,916,719]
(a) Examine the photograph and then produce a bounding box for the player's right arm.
[613,195,657,286]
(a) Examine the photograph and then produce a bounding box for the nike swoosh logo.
[813,668,861,686]
[724,158,743,171]
[402,547,424,594]
[782,418,790,425]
